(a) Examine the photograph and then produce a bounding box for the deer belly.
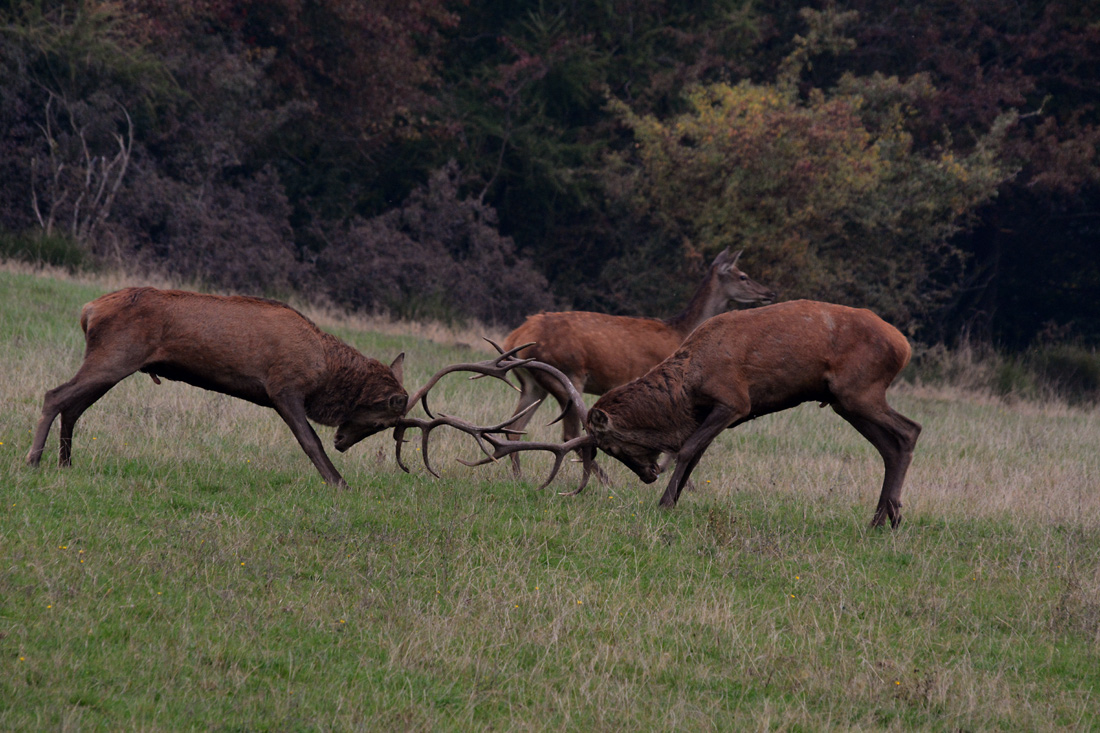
[141,363,274,408]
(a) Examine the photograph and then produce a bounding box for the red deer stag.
[26,287,408,487]
[583,300,921,527]
[410,302,920,529]
[501,248,775,470]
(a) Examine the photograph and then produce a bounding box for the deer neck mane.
[603,357,699,451]
[663,267,725,338]
[306,336,386,424]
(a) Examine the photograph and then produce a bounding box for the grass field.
[2,265,1099,730]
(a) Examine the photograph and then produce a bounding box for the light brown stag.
[26,287,408,487]
[500,247,775,470]
[584,300,921,527]
[410,301,920,528]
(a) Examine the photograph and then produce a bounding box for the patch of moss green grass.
[1,266,1098,730]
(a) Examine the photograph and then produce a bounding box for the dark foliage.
[107,162,302,293]
[1,0,1098,344]
[316,163,553,326]
[0,229,86,270]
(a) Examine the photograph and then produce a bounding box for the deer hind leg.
[534,371,610,486]
[504,368,548,476]
[28,360,133,467]
[831,397,921,529]
[27,384,66,467]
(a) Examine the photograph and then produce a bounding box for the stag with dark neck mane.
[499,248,774,473]
[590,300,920,527]
[27,287,408,487]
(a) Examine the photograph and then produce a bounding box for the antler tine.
[512,358,589,428]
[483,337,510,355]
[403,342,540,419]
[478,342,601,490]
[483,338,534,361]
[398,342,602,495]
[393,401,541,477]
[392,422,418,475]
[459,433,598,493]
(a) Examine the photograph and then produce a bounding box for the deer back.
[80,287,404,419]
[505,311,686,394]
[674,300,912,415]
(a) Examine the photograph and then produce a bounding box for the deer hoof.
[870,501,902,529]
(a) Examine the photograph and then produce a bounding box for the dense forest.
[1,0,1097,350]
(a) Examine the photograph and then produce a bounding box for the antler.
[393,340,601,493]
[456,432,598,494]
[403,341,537,419]
[393,402,537,478]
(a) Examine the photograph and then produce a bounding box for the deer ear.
[390,352,405,384]
[588,408,612,434]
[717,248,743,275]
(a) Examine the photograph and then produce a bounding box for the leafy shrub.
[0,229,86,270]
[991,360,1039,402]
[608,76,1013,335]
[317,162,554,326]
[1027,344,1100,405]
[909,341,1003,394]
[909,340,1100,405]
[107,164,303,295]
[602,8,1015,336]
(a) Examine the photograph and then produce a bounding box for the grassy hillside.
[2,267,1099,730]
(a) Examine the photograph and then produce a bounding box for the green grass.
[2,266,1099,730]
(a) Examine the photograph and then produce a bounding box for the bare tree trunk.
[29,94,133,249]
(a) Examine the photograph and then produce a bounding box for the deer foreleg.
[656,453,695,492]
[273,397,347,488]
[658,404,739,508]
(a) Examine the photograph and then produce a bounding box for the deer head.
[712,248,776,305]
[333,353,410,452]
[586,407,662,484]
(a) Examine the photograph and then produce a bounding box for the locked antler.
[456,431,598,494]
[393,339,601,493]
[403,341,531,419]
[393,402,537,478]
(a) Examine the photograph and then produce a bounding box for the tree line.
[1,0,1097,349]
